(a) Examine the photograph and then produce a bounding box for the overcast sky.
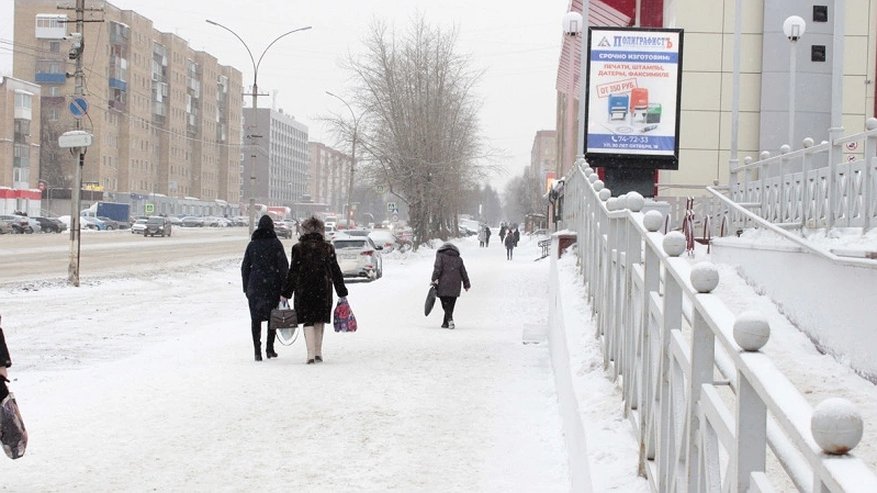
[0,0,568,189]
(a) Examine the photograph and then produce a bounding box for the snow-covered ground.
[0,234,571,491]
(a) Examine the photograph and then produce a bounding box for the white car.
[368,230,398,253]
[332,235,382,280]
[131,218,148,235]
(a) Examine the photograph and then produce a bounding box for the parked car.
[33,216,66,233]
[167,216,183,226]
[79,216,107,230]
[144,216,172,237]
[97,216,128,230]
[325,224,337,240]
[368,230,399,253]
[131,218,148,235]
[332,235,382,280]
[0,215,30,234]
[181,216,204,228]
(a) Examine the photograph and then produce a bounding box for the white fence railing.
[729,119,877,233]
[562,161,877,492]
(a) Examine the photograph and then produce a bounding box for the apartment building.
[242,107,309,207]
[308,142,352,215]
[12,0,243,207]
[0,76,41,213]
[530,129,557,192]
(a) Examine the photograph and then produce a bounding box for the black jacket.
[431,243,471,297]
[281,233,348,326]
[241,227,289,322]
[0,327,10,368]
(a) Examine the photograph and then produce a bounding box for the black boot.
[251,321,262,361]
[266,329,278,359]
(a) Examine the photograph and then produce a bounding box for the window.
[49,41,60,53]
[813,5,828,22]
[812,45,826,62]
[14,92,32,110]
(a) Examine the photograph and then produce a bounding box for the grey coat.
[431,243,471,297]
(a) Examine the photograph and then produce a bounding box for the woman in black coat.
[281,216,348,364]
[431,243,471,329]
[241,215,289,361]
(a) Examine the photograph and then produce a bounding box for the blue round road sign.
[69,97,88,119]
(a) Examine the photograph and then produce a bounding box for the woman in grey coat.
[430,243,471,329]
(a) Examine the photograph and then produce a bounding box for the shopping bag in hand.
[0,390,27,460]
[333,298,357,333]
[424,284,437,316]
[271,300,299,346]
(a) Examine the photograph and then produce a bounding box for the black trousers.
[251,320,276,351]
[439,296,457,325]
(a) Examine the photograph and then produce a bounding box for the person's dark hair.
[258,214,274,230]
[299,216,325,236]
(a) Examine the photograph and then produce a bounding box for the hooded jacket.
[431,243,471,297]
[241,216,289,322]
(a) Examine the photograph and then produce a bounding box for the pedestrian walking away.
[431,242,471,329]
[504,230,516,260]
[281,216,348,364]
[513,226,520,247]
[477,227,486,248]
[241,215,289,361]
[484,226,492,247]
[499,223,507,243]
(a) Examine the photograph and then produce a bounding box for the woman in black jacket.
[241,215,289,361]
[281,216,348,364]
[431,243,471,329]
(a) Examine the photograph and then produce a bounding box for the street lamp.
[325,90,360,228]
[206,19,311,234]
[783,15,806,147]
[562,4,589,163]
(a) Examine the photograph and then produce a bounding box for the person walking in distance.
[499,223,507,243]
[513,225,520,247]
[241,215,289,361]
[504,228,516,260]
[483,225,492,247]
[281,216,348,364]
[431,242,471,329]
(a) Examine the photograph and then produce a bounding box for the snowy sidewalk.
[0,235,569,491]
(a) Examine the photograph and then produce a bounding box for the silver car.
[332,235,383,280]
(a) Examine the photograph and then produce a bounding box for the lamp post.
[325,90,359,228]
[206,19,311,234]
[783,15,806,147]
[562,3,589,163]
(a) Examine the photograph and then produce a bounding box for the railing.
[561,161,877,492]
[729,118,877,233]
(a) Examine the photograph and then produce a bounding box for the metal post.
[326,91,358,228]
[729,0,743,188]
[67,0,85,287]
[576,1,590,159]
[788,40,797,147]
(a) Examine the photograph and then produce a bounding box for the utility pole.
[59,0,102,286]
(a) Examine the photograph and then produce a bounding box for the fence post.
[828,127,843,230]
[864,119,877,232]
[684,306,716,489]
[734,371,767,492]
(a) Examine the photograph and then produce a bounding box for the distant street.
[0,228,259,285]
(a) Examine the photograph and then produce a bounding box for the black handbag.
[270,301,299,346]
[424,284,437,316]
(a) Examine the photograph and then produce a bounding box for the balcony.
[35,72,66,84]
[109,78,127,91]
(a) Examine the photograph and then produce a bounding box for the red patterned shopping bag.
[333,297,357,333]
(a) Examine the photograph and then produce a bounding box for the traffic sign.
[387,202,396,212]
[144,203,155,214]
[375,184,386,194]
[69,97,88,119]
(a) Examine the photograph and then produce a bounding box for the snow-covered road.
[0,234,570,491]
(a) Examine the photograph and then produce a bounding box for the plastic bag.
[333,298,357,333]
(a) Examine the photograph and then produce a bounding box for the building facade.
[530,129,557,193]
[307,142,351,216]
[12,0,243,214]
[555,0,877,197]
[242,107,309,208]
[0,76,41,214]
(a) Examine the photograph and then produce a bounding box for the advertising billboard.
[584,27,683,169]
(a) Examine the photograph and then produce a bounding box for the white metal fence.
[561,161,877,492]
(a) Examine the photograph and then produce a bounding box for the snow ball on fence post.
[627,192,645,212]
[606,197,619,211]
[866,117,877,131]
[588,174,599,184]
[733,311,770,351]
[811,398,864,455]
[643,210,664,232]
[593,179,605,191]
[616,193,629,210]
[690,262,719,293]
[662,231,686,257]
[598,188,612,202]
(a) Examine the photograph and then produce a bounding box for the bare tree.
[339,16,493,247]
